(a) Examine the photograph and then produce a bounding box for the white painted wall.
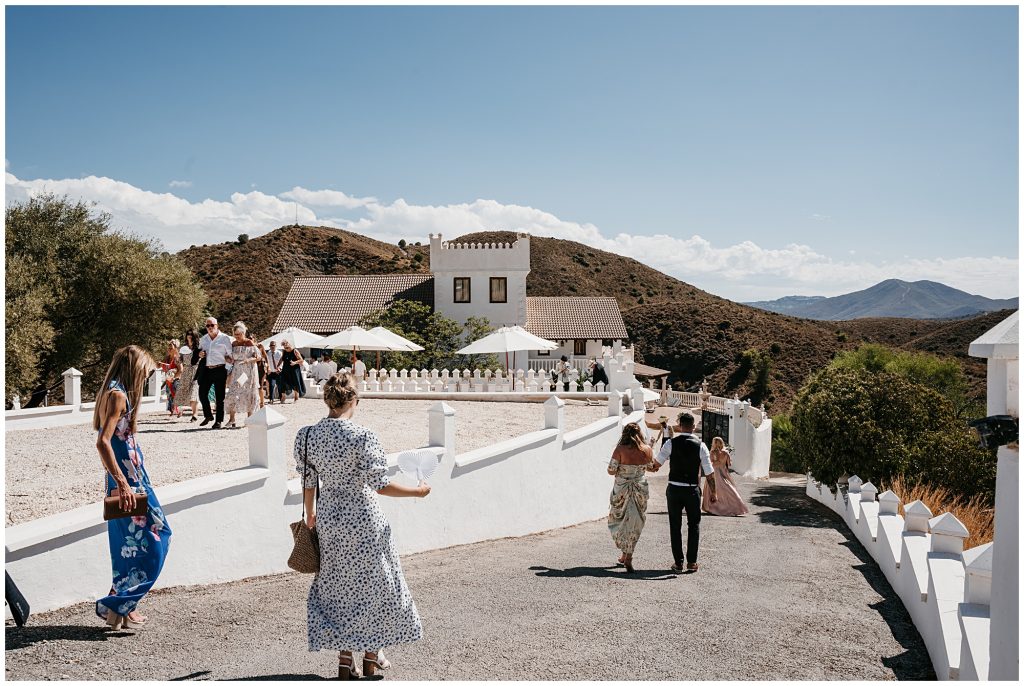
[5,396,637,615]
[429,233,530,327]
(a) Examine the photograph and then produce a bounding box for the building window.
[454,277,471,303]
[537,349,550,356]
[574,339,587,356]
[489,277,507,303]
[602,339,613,348]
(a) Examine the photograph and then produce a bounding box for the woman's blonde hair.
[233,321,247,335]
[618,422,645,451]
[323,371,358,410]
[711,436,726,451]
[168,338,180,349]
[93,345,157,433]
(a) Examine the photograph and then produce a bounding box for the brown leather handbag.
[288,427,320,573]
[103,479,149,521]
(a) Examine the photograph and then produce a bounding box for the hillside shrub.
[793,366,995,502]
[5,195,208,404]
[238,233,249,244]
[769,414,803,474]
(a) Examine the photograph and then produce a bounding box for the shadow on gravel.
[5,624,130,649]
[170,671,212,681]
[234,674,330,681]
[530,565,677,581]
[750,482,935,680]
[749,483,838,529]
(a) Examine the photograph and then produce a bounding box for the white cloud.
[810,213,831,221]
[168,180,192,189]
[4,171,1018,302]
[280,186,377,209]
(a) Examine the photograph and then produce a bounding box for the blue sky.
[5,5,1019,300]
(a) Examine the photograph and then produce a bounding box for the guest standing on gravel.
[175,329,200,421]
[266,340,283,403]
[94,345,172,630]
[224,322,260,428]
[295,372,429,680]
[606,422,656,573]
[281,340,305,401]
[198,317,233,428]
[649,412,717,572]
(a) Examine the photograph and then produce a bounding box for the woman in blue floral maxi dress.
[94,346,172,629]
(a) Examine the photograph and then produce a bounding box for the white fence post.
[929,512,969,555]
[904,500,933,533]
[247,405,287,470]
[544,395,565,434]
[428,401,456,459]
[608,391,624,418]
[62,368,83,408]
[878,490,900,515]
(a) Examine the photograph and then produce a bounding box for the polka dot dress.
[295,418,423,652]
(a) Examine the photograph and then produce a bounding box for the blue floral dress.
[95,381,172,619]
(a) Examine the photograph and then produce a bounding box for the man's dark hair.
[560,355,568,362]
[678,412,696,430]
[356,353,362,361]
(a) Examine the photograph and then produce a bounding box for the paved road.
[5,475,934,681]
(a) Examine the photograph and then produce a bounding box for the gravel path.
[4,476,934,680]
[5,399,606,526]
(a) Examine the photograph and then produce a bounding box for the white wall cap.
[246,405,287,429]
[860,482,878,500]
[968,310,1018,360]
[961,542,994,575]
[929,511,969,538]
[62,367,83,378]
[427,401,455,416]
[847,475,863,492]
[544,395,566,408]
[878,490,900,503]
[904,499,933,518]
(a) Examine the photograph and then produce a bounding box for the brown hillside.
[177,225,430,336]
[177,225,1003,413]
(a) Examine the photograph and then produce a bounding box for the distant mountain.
[745,279,1018,320]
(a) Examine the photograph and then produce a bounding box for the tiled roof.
[272,275,434,335]
[633,362,670,377]
[525,297,628,341]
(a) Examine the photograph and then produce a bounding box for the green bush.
[793,365,995,501]
[769,414,803,474]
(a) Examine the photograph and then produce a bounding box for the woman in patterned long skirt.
[295,372,430,680]
[94,345,172,630]
[224,321,261,428]
[175,329,200,421]
[607,422,656,573]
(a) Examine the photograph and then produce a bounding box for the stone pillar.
[247,405,287,471]
[608,391,624,418]
[847,475,863,494]
[62,368,83,408]
[428,401,456,458]
[962,542,994,605]
[878,490,901,515]
[929,512,969,555]
[544,395,565,432]
[860,482,878,503]
[904,500,933,533]
[630,386,646,413]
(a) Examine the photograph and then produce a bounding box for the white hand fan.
[397,449,439,483]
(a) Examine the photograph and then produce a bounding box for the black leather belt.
[206,364,225,369]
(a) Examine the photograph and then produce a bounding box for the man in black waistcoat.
[651,412,717,572]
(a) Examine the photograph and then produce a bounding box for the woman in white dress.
[224,321,260,428]
[295,372,430,680]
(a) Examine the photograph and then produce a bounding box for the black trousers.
[199,365,227,422]
[666,484,702,565]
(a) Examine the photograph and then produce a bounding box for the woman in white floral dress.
[295,372,430,680]
[224,321,260,427]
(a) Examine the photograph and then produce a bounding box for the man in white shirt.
[353,353,367,381]
[266,341,283,403]
[650,412,717,572]
[198,317,234,428]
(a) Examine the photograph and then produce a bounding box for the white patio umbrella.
[366,326,425,370]
[260,327,324,350]
[319,325,404,366]
[457,325,557,371]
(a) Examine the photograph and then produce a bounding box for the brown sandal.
[363,652,386,680]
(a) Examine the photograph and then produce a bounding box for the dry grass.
[883,475,994,549]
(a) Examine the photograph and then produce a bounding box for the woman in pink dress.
[702,437,749,516]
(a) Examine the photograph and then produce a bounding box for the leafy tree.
[769,414,803,474]
[358,300,501,371]
[398,239,407,249]
[5,195,209,403]
[831,343,975,417]
[238,233,249,244]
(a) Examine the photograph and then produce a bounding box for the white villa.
[272,233,635,371]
